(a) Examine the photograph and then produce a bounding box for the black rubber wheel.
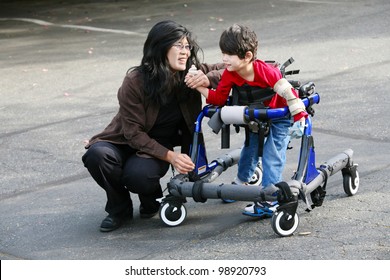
[248,163,263,186]
[271,210,299,237]
[159,202,187,227]
[343,170,359,196]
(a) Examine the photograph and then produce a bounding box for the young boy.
[189,24,307,217]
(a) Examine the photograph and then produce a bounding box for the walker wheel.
[271,210,299,237]
[248,163,263,186]
[221,163,262,203]
[343,169,359,196]
[159,202,187,227]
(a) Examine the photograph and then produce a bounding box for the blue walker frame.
[159,59,359,237]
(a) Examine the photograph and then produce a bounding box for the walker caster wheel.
[343,165,359,196]
[159,202,187,227]
[248,163,263,186]
[271,210,299,237]
[222,163,263,203]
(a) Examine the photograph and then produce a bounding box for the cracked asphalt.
[0,0,389,263]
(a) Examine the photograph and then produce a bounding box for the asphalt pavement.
[0,0,389,266]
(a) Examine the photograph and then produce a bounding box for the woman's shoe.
[99,208,133,232]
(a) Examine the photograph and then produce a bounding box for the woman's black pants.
[82,141,170,216]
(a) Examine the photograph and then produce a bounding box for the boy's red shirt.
[206,59,307,121]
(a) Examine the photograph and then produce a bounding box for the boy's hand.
[289,118,306,139]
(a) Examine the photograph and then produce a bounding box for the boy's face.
[221,53,249,72]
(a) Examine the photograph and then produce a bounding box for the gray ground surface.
[0,0,389,261]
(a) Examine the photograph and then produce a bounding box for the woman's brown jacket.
[86,63,224,160]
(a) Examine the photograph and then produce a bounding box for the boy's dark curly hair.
[219,24,258,61]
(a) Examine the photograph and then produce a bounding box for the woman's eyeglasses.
[172,44,193,51]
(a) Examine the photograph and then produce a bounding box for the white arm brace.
[273,78,305,116]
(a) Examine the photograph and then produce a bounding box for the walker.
[158,58,359,237]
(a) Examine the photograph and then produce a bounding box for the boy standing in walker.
[188,24,308,217]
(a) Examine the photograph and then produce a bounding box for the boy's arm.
[273,78,307,119]
[274,77,308,138]
[187,68,232,106]
[194,86,209,99]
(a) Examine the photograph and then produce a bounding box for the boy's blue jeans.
[237,117,291,187]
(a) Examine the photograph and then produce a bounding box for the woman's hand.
[185,70,210,89]
[166,151,195,174]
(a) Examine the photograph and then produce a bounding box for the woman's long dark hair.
[130,20,203,105]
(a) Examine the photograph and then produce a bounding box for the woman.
[82,20,223,232]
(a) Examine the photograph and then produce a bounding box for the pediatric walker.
[158,58,360,237]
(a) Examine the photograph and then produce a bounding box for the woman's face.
[167,37,192,72]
